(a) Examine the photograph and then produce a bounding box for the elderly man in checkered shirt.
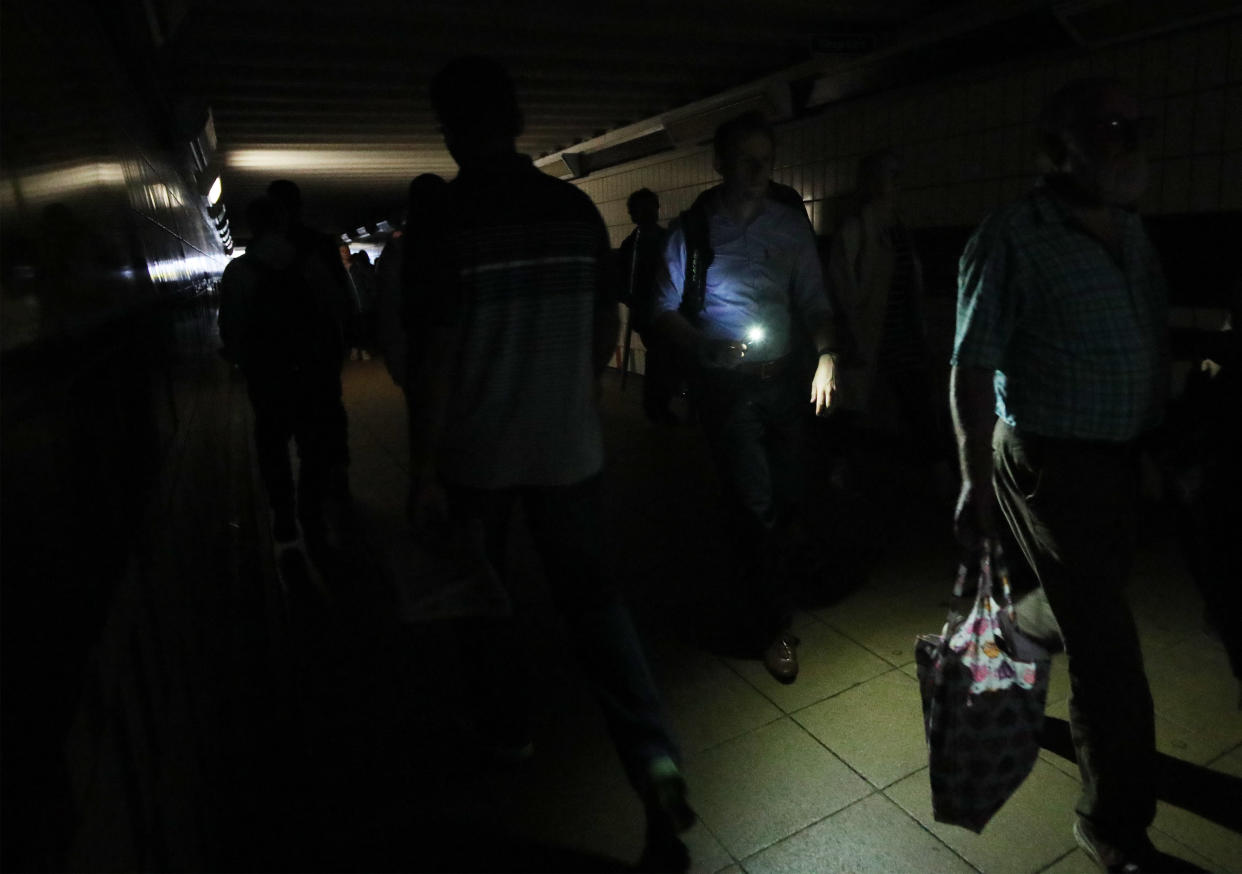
[950,78,1193,874]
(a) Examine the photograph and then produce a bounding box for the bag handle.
[952,538,1016,619]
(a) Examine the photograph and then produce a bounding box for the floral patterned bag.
[915,539,1051,832]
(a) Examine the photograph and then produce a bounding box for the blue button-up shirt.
[654,194,831,363]
[952,186,1168,442]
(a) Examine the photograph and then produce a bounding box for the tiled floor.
[315,360,1241,874]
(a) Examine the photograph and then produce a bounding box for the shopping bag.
[391,517,511,623]
[915,539,1051,832]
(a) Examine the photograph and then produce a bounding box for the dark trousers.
[695,367,809,646]
[992,422,1156,842]
[637,330,680,419]
[447,473,679,790]
[247,368,349,517]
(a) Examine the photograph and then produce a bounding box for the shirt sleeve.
[652,220,687,317]
[951,220,1017,371]
[787,212,832,329]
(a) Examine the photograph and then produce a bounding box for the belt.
[732,354,790,380]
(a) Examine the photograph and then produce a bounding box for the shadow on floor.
[1040,716,1242,833]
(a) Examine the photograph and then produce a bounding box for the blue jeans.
[446,473,680,790]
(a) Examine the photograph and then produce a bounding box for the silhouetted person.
[1159,280,1242,707]
[349,248,377,360]
[405,56,695,871]
[651,111,840,684]
[827,150,953,498]
[951,78,1196,873]
[218,195,351,544]
[618,188,678,423]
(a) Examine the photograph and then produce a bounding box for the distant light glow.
[207,176,223,205]
[746,325,766,344]
[0,161,126,208]
[226,148,453,177]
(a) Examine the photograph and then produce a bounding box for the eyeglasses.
[1081,115,1156,150]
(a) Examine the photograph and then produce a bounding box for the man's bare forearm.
[950,365,998,489]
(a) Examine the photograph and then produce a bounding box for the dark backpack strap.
[678,188,717,319]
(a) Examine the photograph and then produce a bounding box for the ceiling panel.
[163,0,1016,239]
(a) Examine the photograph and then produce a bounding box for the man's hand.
[406,476,449,535]
[953,478,999,553]
[699,338,748,368]
[810,353,836,415]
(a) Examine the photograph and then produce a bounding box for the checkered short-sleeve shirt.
[951,187,1168,442]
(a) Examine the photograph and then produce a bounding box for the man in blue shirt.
[652,111,839,683]
[952,78,1187,873]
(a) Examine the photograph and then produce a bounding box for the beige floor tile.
[1035,837,1217,874]
[1044,697,1235,767]
[1145,638,1242,751]
[794,669,928,788]
[724,616,892,713]
[739,793,975,874]
[816,592,951,668]
[683,822,735,874]
[715,866,743,874]
[1045,654,1071,707]
[1153,800,1242,873]
[886,761,1081,874]
[1037,747,1080,781]
[682,718,871,859]
[1213,745,1242,778]
[657,646,784,754]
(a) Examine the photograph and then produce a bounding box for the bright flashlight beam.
[746,325,765,344]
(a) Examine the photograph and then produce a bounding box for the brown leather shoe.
[764,632,800,684]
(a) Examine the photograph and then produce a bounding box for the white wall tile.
[1160,156,1194,213]
[1220,151,1242,209]
[1194,88,1226,153]
[1167,29,1200,94]
[1230,17,1242,84]
[1164,93,1197,156]
[1195,21,1230,89]
[1224,84,1242,151]
[1190,154,1223,212]
[1142,37,1172,98]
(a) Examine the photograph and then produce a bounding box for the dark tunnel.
[2,1,1241,871]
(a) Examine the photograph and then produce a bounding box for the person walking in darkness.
[651,111,840,685]
[951,78,1195,873]
[826,150,954,499]
[404,56,695,871]
[618,188,679,423]
[218,195,351,545]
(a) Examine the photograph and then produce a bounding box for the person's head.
[1036,77,1152,206]
[857,150,900,204]
[713,111,776,204]
[339,243,352,265]
[245,195,283,242]
[626,188,659,225]
[430,56,524,164]
[351,249,371,266]
[266,179,303,222]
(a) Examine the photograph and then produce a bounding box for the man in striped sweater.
[405,56,695,871]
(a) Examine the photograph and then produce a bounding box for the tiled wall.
[584,17,1240,246]
[585,16,1241,373]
